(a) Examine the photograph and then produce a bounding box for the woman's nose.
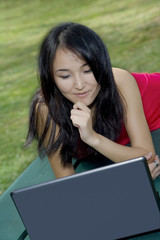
[74,75,85,90]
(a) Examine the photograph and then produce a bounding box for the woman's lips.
[74,91,89,97]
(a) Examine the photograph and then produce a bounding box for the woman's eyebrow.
[55,63,88,72]
[80,63,88,68]
[56,68,69,72]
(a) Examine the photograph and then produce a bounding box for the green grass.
[0,0,160,195]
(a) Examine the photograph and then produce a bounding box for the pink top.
[117,72,160,145]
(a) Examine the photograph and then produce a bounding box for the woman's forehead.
[53,48,87,68]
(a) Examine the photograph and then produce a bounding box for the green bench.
[0,129,160,240]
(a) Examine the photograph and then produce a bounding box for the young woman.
[26,22,160,180]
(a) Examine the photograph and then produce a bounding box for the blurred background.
[0,0,160,195]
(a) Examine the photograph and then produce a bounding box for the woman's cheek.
[56,80,73,93]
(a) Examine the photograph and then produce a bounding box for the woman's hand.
[145,153,160,180]
[70,101,96,145]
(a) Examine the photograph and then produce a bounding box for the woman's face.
[53,48,101,106]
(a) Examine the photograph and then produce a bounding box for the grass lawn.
[0,0,160,195]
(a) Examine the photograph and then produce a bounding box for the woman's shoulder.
[112,67,138,95]
[112,67,135,86]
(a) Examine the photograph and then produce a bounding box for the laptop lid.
[11,156,160,240]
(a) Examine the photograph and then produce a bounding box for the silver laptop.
[11,156,160,240]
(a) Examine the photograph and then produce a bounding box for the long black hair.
[26,22,124,165]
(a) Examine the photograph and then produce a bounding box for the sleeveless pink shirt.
[117,72,160,145]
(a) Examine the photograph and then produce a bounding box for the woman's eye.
[83,69,91,74]
[60,75,70,79]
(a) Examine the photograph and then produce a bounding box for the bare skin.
[38,48,160,180]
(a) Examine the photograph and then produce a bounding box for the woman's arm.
[48,148,75,178]
[71,68,155,163]
[36,103,75,178]
[113,68,155,162]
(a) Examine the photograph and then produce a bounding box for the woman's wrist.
[87,131,100,149]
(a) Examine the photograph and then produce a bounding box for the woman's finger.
[149,155,160,179]
[145,152,153,161]
[73,101,91,113]
[154,171,160,179]
[71,109,90,117]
